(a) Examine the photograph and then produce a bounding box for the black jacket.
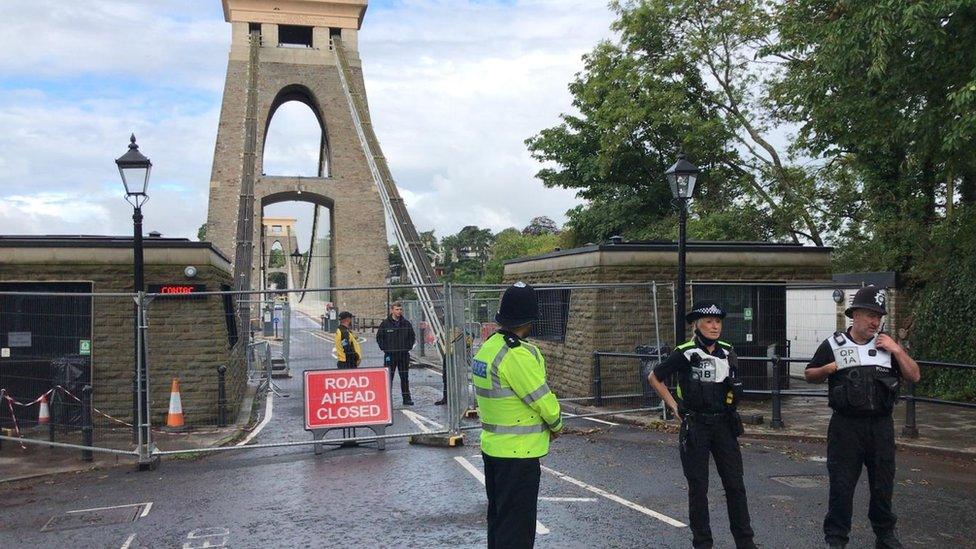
[377,315,416,355]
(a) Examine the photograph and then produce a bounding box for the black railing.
[589,351,976,438]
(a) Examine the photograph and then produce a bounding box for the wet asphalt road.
[3,415,975,548]
[2,314,975,548]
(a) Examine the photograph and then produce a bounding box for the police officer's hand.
[668,403,682,420]
[875,333,904,355]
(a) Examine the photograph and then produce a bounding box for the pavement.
[567,379,976,460]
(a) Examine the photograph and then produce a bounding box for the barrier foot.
[901,426,919,439]
[463,407,479,419]
[409,433,465,448]
[137,454,160,471]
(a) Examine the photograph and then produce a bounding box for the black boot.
[402,394,414,406]
[875,533,903,549]
[434,397,446,406]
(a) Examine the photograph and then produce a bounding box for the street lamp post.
[665,153,700,346]
[116,135,152,451]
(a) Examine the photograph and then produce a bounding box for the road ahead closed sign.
[304,368,393,430]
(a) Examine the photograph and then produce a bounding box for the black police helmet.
[845,286,887,318]
[686,302,727,323]
[338,311,354,320]
[495,282,539,328]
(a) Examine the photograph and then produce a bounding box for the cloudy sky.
[0,0,617,246]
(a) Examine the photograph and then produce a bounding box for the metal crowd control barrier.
[585,351,976,439]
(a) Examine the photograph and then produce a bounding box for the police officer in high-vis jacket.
[805,286,920,549]
[648,302,757,549]
[473,282,562,549]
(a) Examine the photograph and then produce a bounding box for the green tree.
[770,0,976,280]
[527,0,830,246]
[441,226,495,281]
[268,248,285,268]
[484,228,561,283]
[197,223,207,241]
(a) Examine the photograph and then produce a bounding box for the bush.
[909,207,976,402]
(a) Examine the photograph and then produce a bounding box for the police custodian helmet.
[845,285,887,318]
[495,282,539,328]
[686,302,727,323]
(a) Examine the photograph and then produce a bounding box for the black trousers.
[385,353,411,396]
[679,414,755,549]
[824,413,897,545]
[483,453,541,549]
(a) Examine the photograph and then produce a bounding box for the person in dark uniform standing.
[805,286,920,549]
[648,302,757,549]
[377,302,416,405]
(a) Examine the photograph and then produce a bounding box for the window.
[248,22,262,36]
[531,289,571,342]
[279,25,313,48]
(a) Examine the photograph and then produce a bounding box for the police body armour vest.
[827,332,899,416]
[677,341,742,413]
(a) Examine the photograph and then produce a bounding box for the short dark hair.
[391,301,403,309]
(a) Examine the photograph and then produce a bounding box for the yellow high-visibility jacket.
[473,332,562,458]
[335,325,362,367]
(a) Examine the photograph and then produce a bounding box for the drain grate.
[769,474,829,488]
[42,506,141,532]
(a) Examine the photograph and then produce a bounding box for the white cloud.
[0,0,616,242]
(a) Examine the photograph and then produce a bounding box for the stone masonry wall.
[206,39,388,317]
[505,260,832,402]
[0,263,243,432]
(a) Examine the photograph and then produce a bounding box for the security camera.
[184,265,198,279]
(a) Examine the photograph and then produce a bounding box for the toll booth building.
[0,235,245,433]
[502,240,833,400]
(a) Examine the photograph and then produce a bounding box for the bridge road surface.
[2,315,974,548]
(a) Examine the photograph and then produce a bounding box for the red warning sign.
[304,368,393,430]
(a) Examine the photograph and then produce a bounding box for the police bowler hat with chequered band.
[495,282,539,328]
[686,302,727,323]
[845,286,887,318]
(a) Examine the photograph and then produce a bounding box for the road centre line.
[237,392,273,446]
[540,465,686,528]
[454,456,551,536]
[120,533,137,549]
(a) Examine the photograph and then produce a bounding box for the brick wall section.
[0,263,244,430]
[505,259,832,401]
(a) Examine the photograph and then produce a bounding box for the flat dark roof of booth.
[0,235,231,262]
[504,239,832,265]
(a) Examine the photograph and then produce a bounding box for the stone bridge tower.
[206,0,388,317]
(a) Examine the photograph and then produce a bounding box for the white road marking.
[237,392,273,446]
[68,502,153,515]
[120,533,136,549]
[541,465,686,528]
[403,409,445,431]
[580,416,619,426]
[454,456,550,536]
[401,409,432,433]
[539,497,598,502]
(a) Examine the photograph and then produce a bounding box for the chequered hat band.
[693,305,723,316]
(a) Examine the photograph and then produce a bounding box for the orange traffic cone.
[37,394,50,425]
[165,378,185,431]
